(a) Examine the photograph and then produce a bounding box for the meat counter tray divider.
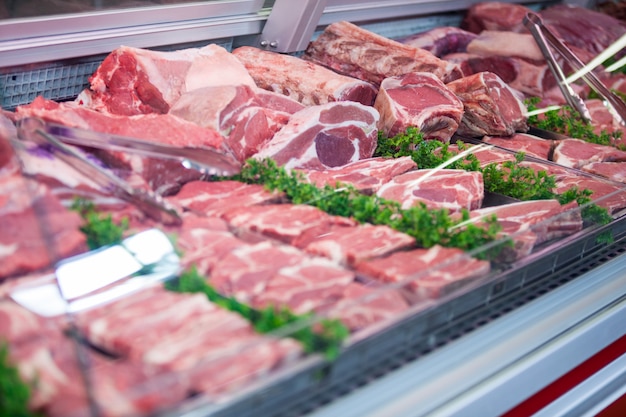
[161,214,626,417]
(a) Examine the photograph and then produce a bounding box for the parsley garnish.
[0,343,40,417]
[70,198,129,249]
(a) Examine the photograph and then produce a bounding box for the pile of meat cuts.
[2,2,626,416]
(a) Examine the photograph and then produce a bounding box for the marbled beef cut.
[555,176,626,215]
[253,101,379,170]
[581,162,626,184]
[78,44,256,116]
[446,71,528,137]
[482,133,553,160]
[231,46,378,106]
[552,139,626,169]
[397,26,477,57]
[374,72,464,142]
[376,169,484,212]
[304,20,462,85]
[355,245,491,301]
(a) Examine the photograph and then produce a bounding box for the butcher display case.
[2,0,626,416]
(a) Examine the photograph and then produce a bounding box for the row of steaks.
[2,2,626,416]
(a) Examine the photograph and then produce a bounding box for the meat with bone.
[355,245,491,301]
[552,138,626,169]
[166,180,284,219]
[296,156,417,193]
[303,223,416,267]
[374,72,464,142]
[581,162,626,184]
[304,20,462,86]
[0,175,87,280]
[231,46,378,107]
[554,176,626,215]
[170,85,301,162]
[444,53,552,98]
[253,101,379,170]
[461,2,532,34]
[78,44,255,116]
[220,203,356,247]
[446,71,529,137]
[482,133,553,160]
[376,169,484,212]
[396,26,478,57]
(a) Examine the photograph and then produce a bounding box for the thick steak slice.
[482,133,553,160]
[303,223,415,266]
[446,71,528,137]
[461,2,532,34]
[79,44,255,115]
[221,203,356,246]
[296,156,417,193]
[231,46,378,106]
[552,139,626,169]
[355,245,491,301]
[376,169,484,212]
[304,20,462,85]
[397,26,478,57]
[253,101,379,170]
[444,143,517,167]
[581,162,626,184]
[555,176,626,215]
[374,72,464,142]
[170,85,301,162]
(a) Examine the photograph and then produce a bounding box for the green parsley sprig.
[70,198,129,249]
[0,343,40,417]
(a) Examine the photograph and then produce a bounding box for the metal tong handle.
[16,117,182,226]
[524,12,626,125]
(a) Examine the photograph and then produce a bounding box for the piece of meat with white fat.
[170,85,303,162]
[446,72,528,137]
[253,101,379,170]
[221,203,356,247]
[555,176,626,215]
[396,26,478,58]
[303,223,415,267]
[376,169,484,212]
[461,2,532,34]
[482,133,553,160]
[78,44,256,116]
[374,72,464,142]
[296,156,417,194]
[355,245,491,301]
[304,20,462,85]
[443,143,517,168]
[466,31,544,63]
[231,46,378,107]
[581,162,626,184]
[552,139,626,169]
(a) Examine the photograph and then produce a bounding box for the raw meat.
[220,203,357,247]
[303,223,415,266]
[0,300,49,344]
[446,72,529,137]
[396,26,478,57]
[78,44,256,116]
[444,53,552,98]
[170,84,302,162]
[585,99,626,148]
[231,46,378,106]
[253,101,380,170]
[376,169,484,212]
[0,175,87,280]
[552,139,626,169]
[461,2,532,34]
[166,180,284,218]
[444,143,517,168]
[374,72,464,142]
[466,31,544,63]
[581,162,626,184]
[555,176,626,214]
[355,245,491,300]
[304,20,462,85]
[296,156,417,193]
[482,133,553,160]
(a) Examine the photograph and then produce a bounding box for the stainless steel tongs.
[523,12,626,125]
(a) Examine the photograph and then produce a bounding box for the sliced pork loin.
[446,71,528,137]
[296,156,417,194]
[355,245,491,301]
[552,139,626,169]
[482,133,553,160]
[461,2,532,34]
[170,84,303,162]
[253,101,379,170]
[376,169,484,212]
[444,53,552,98]
[304,20,462,86]
[374,72,464,142]
[396,26,478,57]
[231,46,378,107]
[78,43,256,116]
